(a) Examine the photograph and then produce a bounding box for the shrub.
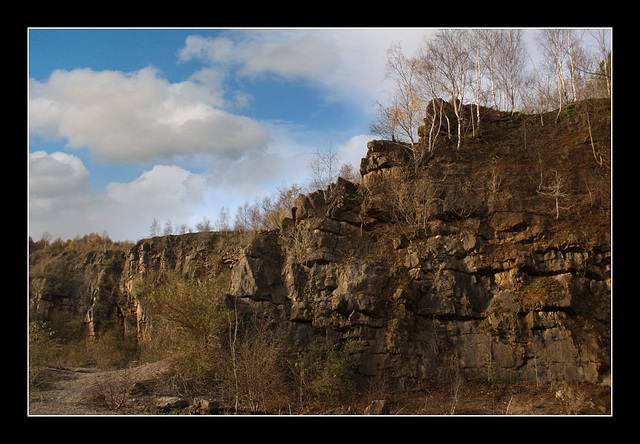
[140,272,297,412]
[297,338,362,407]
[89,323,138,369]
[231,321,294,413]
[29,321,62,394]
[139,272,230,394]
[29,321,62,367]
[521,276,566,310]
[557,102,577,122]
[29,319,91,368]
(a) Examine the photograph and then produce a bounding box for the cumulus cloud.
[29,150,90,198]
[106,164,206,214]
[29,151,99,239]
[28,151,209,241]
[29,66,270,164]
[28,29,433,241]
[179,32,340,82]
[178,29,432,109]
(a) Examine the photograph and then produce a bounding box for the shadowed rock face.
[29,98,611,390]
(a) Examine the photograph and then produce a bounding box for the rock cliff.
[29,98,611,390]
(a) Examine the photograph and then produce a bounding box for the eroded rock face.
[29,249,126,339]
[29,180,610,389]
[218,170,610,388]
[29,99,611,390]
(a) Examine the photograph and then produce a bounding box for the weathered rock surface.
[29,98,611,391]
[29,249,126,339]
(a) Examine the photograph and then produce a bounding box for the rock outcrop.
[29,98,611,390]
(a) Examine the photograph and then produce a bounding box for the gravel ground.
[28,361,172,415]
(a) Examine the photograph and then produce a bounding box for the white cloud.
[178,28,433,110]
[315,29,433,106]
[336,134,370,170]
[29,151,100,240]
[28,151,209,241]
[178,35,235,64]
[179,32,340,82]
[29,150,90,198]
[107,164,206,213]
[235,33,340,81]
[28,29,435,241]
[29,66,270,164]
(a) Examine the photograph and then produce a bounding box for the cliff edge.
[29,98,611,391]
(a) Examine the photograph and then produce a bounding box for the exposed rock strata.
[29,99,611,390]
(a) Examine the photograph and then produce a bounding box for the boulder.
[155,396,189,412]
[364,399,390,415]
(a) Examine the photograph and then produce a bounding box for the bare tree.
[149,219,160,237]
[584,29,611,99]
[101,229,110,252]
[496,29,527,113]
[383,42,425,146]
[369,99,402,142]
[478,29,502,110]
[536,29,569,117]
[591,30,611,98]
[424,29,473,150]
[537,169,573,218]
[215,207,230,233]
[195,216,212,232]
[385,175,444,239]
[338,162,362,184]
[308,144,339,197]
[469,30,485,133]
[163,219,173,236]
[566,29,581,102]
[233,200,263,232]
[414,44,447,151]
[521,63,555,124]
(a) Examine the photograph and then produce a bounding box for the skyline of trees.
[370,28,611,147]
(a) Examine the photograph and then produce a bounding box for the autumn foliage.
[29,232,135,254]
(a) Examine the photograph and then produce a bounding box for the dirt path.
[28,361,171,415]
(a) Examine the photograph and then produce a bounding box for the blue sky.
[28,27,438,241]
[30,27,587,242]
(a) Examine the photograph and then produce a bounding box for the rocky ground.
[28,361,611,416]
[28,361,173,415]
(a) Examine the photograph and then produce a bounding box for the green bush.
[521,276,566,310]
[29,319,91,367]
[29,321,62,366]
[140,272,296,412]
[139,272,366,412]
[297,338,362,406]
[139,272,233,394]
[89,323,138,369]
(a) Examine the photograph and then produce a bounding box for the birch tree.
[424,29,473,150]
[383,42,424,147]
[149,218,160,237]
[470,30,485,133]
[521,64,555,125]
[585,29,611,98]
[537,169,572,219]
[414,42,447,151]
[496,29,527,113]
[479,29,501,110]
[308,144,339,197]
[536,29,569,114]
[566,29,580,102]
[370,99,401,142]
